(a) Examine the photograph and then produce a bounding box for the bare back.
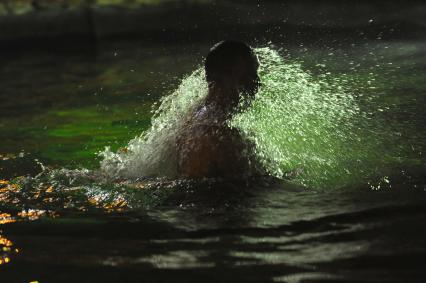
[176,103,253,179]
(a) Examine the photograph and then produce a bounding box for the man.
[177,40,262,179]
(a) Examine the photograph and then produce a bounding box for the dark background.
[1,0,425,50]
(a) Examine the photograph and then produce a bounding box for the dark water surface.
[1,40,426,282]
[1,184,426,282]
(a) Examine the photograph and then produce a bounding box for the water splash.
[231,47,380,189]
[1,45,423,218]
[100,47,399,189]
[100,68,208,179]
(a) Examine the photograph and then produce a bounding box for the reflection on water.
[0,213,14,225]
[0,215,18,266]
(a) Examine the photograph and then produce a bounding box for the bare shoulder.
[176,110,249,178]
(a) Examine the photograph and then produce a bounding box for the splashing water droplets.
[100,47,392,189]
[100,68,208,179]
[231,47,375,188]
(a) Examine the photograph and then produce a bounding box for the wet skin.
[177,41,261,179]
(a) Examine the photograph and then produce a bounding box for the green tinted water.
[97,43,425,189]
[1,42,425,189]
[1,40,426,283]
[0,44,200,170]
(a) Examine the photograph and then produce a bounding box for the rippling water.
[0,40,425,282]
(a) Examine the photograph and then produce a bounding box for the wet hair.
[205,40,258,84]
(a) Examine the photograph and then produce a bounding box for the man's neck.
[206,83,240,112]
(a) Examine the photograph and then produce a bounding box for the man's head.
[205,40,260,98]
